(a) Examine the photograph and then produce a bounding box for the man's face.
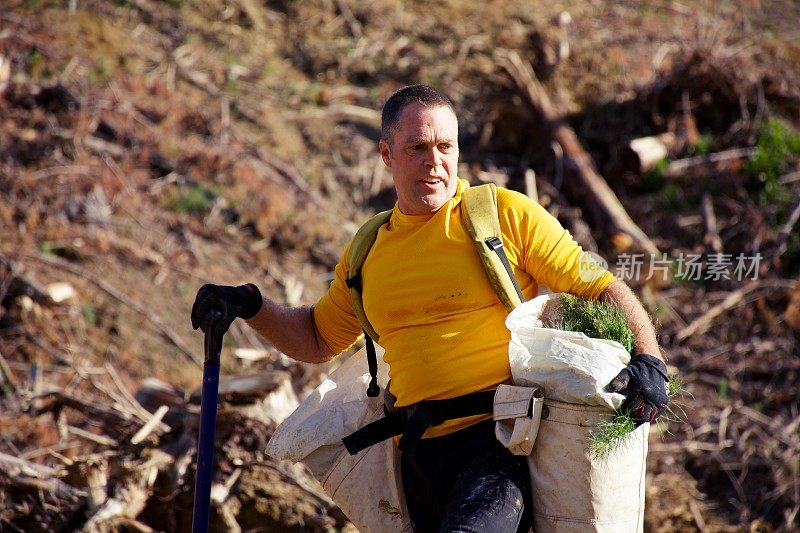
[379,103,459,216]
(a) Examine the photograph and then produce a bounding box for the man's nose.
[425,147,443,167]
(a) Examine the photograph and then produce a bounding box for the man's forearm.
[245,299,335,364]
[599,280,663,360]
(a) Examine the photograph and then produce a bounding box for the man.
[191,85,668,532]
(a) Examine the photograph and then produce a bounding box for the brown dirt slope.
[1,0,799,531]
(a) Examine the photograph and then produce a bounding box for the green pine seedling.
[589,410,637,460]
[554,294,636,353]
[589,375,685,460]
[546,294,684,459]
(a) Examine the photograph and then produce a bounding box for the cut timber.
[625,133,678,173]
[496,49,660,256]
[189,371,299,426]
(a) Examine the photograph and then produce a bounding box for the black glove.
[605,354,668,426]
[190,283,263,334]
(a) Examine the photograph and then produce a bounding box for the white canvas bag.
[506,294,649,533]
[268,293,649,533]
[266,345,412,533]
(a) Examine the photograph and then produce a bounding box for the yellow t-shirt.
[313,179,615,437]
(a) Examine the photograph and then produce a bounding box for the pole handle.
[202,308,224,364]
[192,308,225,533]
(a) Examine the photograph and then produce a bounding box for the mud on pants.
[400,419,533,533]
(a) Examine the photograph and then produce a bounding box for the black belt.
[342,390,496,456]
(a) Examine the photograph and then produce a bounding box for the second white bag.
[266,345,412,533]
[506,294,649,533]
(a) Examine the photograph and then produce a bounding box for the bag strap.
[342,390,496,456]
[461,183,524,312]
[345,210,391,398]
[344,183,525,398]
[346,209,392,343]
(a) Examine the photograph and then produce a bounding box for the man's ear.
[379,139,392,168]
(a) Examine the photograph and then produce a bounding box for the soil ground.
[1,0,799,531]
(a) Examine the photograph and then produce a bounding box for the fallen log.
[188,370,299,426]
[624,132,679,174]
[496,49,660,256]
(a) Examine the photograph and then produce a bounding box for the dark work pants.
[400,419,533,533]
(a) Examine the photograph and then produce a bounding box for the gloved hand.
[190,283,263,334]
[605,353,669,426]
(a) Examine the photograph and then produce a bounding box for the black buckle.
[345,273,362,291]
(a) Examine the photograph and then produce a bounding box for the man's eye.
[439,143,453,151]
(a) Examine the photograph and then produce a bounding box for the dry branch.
[0,450,58,478]
[0,347,18,393]
[130,405,169,445]
[84,483,149,532]
[774,198,800,262]
[21,251,201,366]
[29,391,136,432]
[664,147,757,178]
[72,456,110,511]
[524,169,538,201]
[701,194,723,253]
[255,148,327,209]
[778,170,800,185]
[675,279,800,342]
[676,281,762,342]
[68,425,117,447]
[295,103,381,130]
[8,472,88,502]
[334,0,362,38]
[496,49,660,256]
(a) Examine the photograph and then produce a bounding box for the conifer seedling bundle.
[542,294,679,459]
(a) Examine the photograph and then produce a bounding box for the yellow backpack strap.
[461,183,524,313]
[345,209,391,397]
[346,210,391,341]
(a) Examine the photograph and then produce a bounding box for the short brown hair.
[381,85,456,142]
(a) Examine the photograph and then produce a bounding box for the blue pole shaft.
[191,360,221,533]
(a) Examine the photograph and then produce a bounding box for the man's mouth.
[421,177,442,185]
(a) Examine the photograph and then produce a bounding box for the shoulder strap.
[345,210,391,398]
[345,185,524,398]
[346,210,392,342]
[461,183,524,313]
